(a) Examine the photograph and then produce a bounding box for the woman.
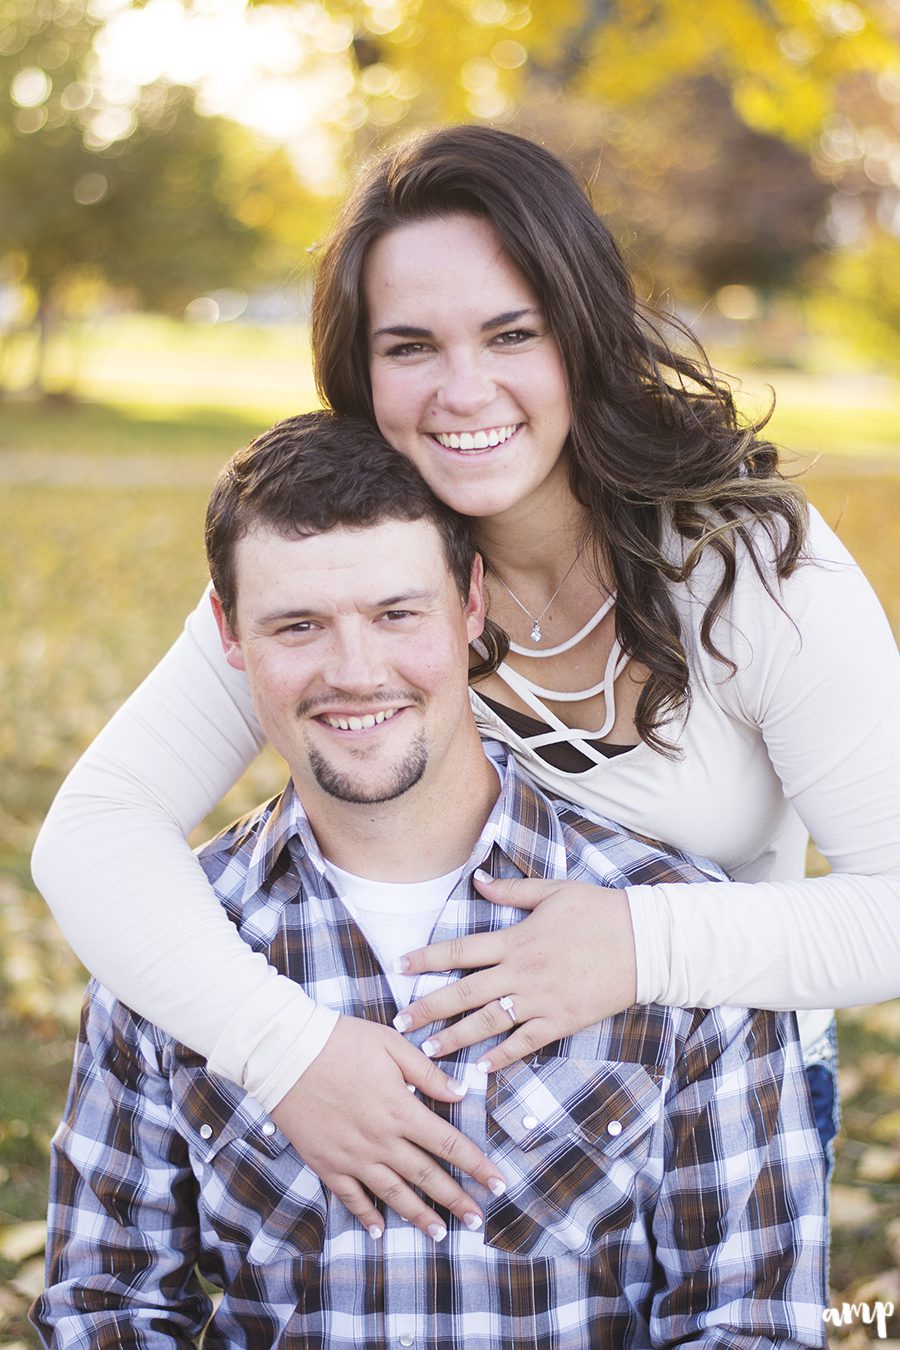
[33,126,900,1240]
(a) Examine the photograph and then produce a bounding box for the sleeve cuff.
[206,981,340,1111]
[626,884,671,1007]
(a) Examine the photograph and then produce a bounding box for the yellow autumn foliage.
[307,0,899,150]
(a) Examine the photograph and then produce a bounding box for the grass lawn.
[4,313,318,423]
[726,361,900,464]
[1,322,899,1344]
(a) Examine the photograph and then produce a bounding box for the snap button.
[261,1121,277,1136]
[522,1114,539,1130]
[606,1119,623,1137]
[199,1123,213,1140]
[398,1335,415,1347]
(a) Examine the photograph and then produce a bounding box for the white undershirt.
[326,862,464,1008]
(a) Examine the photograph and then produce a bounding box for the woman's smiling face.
[364,213,573,523]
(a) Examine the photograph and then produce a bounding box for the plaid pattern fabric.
[34,745,827,1349]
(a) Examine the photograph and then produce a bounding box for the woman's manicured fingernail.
[488,1177,507,1197]
[406,1083,417,1094]
[368,1225,383,1241]
[476,1057,492,1073]
[393,956,410,974]
[422,1038,440,1058]
[448,1077,467,1097]
[463,1212,483,1231]
[393,1012,412,1031]
[474,868,492,885]
[427,1223,447,1242]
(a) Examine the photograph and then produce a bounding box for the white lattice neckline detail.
[496,592,630,758]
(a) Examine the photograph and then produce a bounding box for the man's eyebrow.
[371,308,541,340]
[376,590,436,607]
[256,608,312,626]
[257,590,438,625]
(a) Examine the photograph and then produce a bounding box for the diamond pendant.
[530,620,542,643]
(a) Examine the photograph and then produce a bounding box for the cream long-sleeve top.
[31,506,900,1106]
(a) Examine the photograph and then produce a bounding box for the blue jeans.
[803,1021,840,1177]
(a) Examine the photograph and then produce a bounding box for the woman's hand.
[392,874,637,1070]
[271,1015,506,1242]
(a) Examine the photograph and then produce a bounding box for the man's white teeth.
[321,708,398,730]
[434,425,517,451]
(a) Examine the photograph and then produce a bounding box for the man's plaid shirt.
[34,744,826,1350]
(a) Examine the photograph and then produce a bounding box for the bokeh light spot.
[38,39,70,69]
[0,25,28,56]
[467,88,510,119]
[715,285,762,320]
[11,67,52,108]
[85,106,138,147]
[472,0,508,25]
[360,63,397,96]
[184,296,220,325]
[491,39,526,69]
[822,1,866,35]
[61,80,93,111]
[73,173,109,205]
[15,106,48,133]
[208,288,247,321]
[461,57,497,92]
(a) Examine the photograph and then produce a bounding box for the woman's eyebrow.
[371,307,541,341]
[371,323,432,339]
[480,307,539,331]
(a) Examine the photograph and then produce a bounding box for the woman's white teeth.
[435,425,516,451]
[322,708,397,730]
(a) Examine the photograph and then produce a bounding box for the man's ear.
[464,552,487,644]
[210,591,246,671]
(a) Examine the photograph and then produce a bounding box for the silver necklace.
[490,545,586,644]
[507,591,614,658]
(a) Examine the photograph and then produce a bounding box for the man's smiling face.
[212,517,484,808]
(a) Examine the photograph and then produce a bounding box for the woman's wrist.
[206,981,340,1110]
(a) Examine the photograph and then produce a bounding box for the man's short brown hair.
[205,411,477,633]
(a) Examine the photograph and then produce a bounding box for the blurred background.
[2,0,900,1342]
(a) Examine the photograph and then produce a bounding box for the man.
[34,413,826,1348]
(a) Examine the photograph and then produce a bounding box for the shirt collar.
[238,740,569,908]
[238,784,328,906]
[473,741,570,881]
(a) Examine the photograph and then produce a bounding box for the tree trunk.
[25,298,51,399]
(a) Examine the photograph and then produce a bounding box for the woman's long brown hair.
[312,125,808,753]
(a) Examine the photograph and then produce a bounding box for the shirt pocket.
[484,1056,664,1259]
[169,1061,328,1259]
